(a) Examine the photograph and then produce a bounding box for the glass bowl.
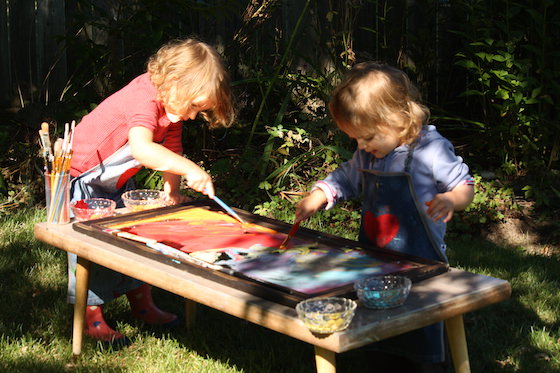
[354,275,412,309]
[70,198,116,221]
[121,189,165,212]
[295,297,357,334]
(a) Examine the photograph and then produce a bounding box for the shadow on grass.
[2,208,558,372]
[448,235,560,373]
[148,293,366,373]
[0,240,70,341]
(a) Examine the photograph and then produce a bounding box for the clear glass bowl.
[70,198,116,221]
[295,297,356,334]
[121,189,165,212]
[354,275,412,309]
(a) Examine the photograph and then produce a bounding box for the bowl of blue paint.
[354,275,412,309]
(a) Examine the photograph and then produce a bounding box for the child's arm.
[162,172,192,205]
[128,126,215,198]
[425,183,474,223]
[295,189,328,222]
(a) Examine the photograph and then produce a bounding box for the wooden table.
[35,221,511,373]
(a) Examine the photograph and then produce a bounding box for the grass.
[1,206,559,372]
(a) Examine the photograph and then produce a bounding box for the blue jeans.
[67,174,142,305]
[66,253,143,305]
[362,322,446,363]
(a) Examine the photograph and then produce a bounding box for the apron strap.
[404,140,417,174]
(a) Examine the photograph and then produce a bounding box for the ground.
[481,201,559,256]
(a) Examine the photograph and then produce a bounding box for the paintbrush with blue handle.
[204,188,245,224]
[212,195,246,224]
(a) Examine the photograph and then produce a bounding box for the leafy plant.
[452,0,560,174]
[253,193,361,239]
[134,168,163,190]
[449,174,519,235]
[257,123,352,196]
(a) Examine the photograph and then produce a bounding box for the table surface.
[34,221,512,354]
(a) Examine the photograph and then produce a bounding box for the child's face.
[344,127,402,159]
[165,94,215,122]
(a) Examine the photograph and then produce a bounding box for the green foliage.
[452,0,560,173]
[256,123,352,196]
[253,193,361,240]
[449,174,518,236]
[0,130,45,215]
[134,168,164,190]
[470,175,518,221]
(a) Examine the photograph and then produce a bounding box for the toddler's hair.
[328,62,429,144]
[147,38,234,128]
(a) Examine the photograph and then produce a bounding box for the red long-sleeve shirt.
[70,73,183,177]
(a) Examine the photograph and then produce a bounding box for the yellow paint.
[108,207,277,234]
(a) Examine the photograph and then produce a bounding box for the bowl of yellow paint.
[122,189,165,212]
[296,297,356,334]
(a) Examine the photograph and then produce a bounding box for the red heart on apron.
[363,211,399,247]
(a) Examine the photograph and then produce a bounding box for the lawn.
[1,207,559,372]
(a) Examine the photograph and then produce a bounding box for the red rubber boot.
[85,305,129,347]
[126,284,179,327]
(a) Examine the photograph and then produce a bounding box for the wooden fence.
[1,0,67,109]
[0,0,277,110]
[0,1,450,112]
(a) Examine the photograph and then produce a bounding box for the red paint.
[74,200,88,209]
[116,167,141,190]
[123,220,287,253]
[363,211,399,247]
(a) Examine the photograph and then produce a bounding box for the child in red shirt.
[68,38,234,346]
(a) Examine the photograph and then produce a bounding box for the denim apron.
[67,144,143,305]
[358,145,446,363]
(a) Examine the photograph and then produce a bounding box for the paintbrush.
[38,129,49,171]
[61,121,74,172]
[212,195,245,224]
[279,220,300,249]
[53,138,63,173]
[39,122,52,172]
[205,191,246,225]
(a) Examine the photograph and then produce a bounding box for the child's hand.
[184,166,215,198]
[295,189,328,223]
[425,184,474,223]
[164,191,192,206]
[425,194,455,222]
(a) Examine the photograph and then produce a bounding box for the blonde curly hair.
[329,62,429,145]
[147,38,234,128]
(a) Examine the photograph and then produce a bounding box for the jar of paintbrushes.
[39,121,75,224]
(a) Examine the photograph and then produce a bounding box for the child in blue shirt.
[296,62,474,371]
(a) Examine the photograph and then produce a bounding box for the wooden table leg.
[314,345,336,373]
[72,256,90,356]
[184,298,197,329]
[445,314,471,373]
